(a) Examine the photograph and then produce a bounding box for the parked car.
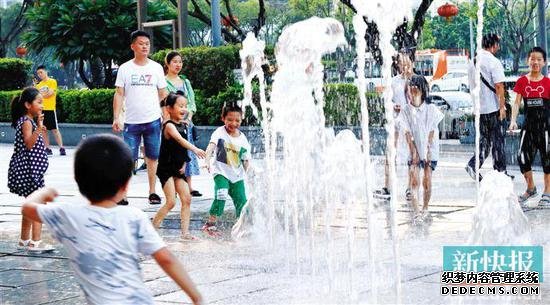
[428,91,473,139]
[430,70,469,92]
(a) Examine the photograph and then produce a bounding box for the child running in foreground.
[509,46,550,207]
[8,87,53,252]
[21,134,202,305]
[202,103,251,236]
[153,92,206,240]
[398,75,443,223]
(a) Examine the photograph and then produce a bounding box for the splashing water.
[468,172,531,245]
[352,0,413,302]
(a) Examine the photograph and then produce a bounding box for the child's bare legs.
[20,216,32,244]
[153,178,176,228]
[174,178,193,237]
[422,165,433,211]
[545,173,550,194]
[408,165,420,214]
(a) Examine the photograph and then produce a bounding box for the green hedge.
[57,89,114,123]
[151,45,240,98]
[0,84,384,126]
[0,58,32,90]
[0,89,114,124]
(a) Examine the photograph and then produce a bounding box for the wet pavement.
[1,141,549,304]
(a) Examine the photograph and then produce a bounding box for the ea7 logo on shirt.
[130,74,153,86]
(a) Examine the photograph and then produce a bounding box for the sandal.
[190,190,202,197]
[518,187,537,204]
[537,193,550,208]
[405,188,413,202]
[27,240,55,253]
[148,193,161,205]
[181,233,201,242]
[17,239,30,250]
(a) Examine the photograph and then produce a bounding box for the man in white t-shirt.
[466,33,512,181]
[113,30,168,205]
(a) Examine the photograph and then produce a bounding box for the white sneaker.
[27,240,55,253]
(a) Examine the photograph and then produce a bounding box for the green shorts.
[209,175,247,217]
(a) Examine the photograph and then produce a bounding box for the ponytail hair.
[11,87,40,128]
[160,91,186,107]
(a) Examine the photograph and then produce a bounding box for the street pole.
[177,0,189,47]
[211,0,222,46]
[137,0,147,30]
[538,0,547,75]
[469,0,474,59]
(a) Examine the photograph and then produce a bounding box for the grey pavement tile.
[0,269,70,288]
[0,274,83,305]
[0,256,71,273]
[40,296,88,305]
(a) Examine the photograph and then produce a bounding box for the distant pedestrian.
[20,135,202,305]
[164,51,203,197]
[35,65,66,156]
[8,87,54,252]
[113,30,168,205]
[398,75,443,223]
[152,92,206,241]
[466,33,513,181]
[202,103,251,237]
[509,47,550,207]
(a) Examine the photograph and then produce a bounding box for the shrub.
[0,58,32,90]
[151,45,240,98]
[0,90,21,122]
[58,89,114,123]
[0,89,114,124]
[324,83,384,126]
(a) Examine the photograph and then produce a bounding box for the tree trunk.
[78,59,93,89]
[512,48,521,74]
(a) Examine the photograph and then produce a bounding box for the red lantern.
[221,15,239,27]
[437,2,459,22]
[15,46,27,57]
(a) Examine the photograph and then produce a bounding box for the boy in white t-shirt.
[202,104,251,237]
[398,75,443,223]
[21,134,202,305]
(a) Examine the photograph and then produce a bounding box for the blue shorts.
[123,118,161,160]
[408,160,438,171]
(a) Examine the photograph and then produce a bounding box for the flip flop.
[148,193,161,205]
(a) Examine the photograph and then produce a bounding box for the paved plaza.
[1,141,550,304]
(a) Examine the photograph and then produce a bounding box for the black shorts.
[43,110,58,130]
[156,167,187,188]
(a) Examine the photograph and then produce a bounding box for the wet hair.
[74,134,133,202]
[482,33,500,49]
[36,65,46,71]
[165,51,182,67]
[10,87,40,128]
[222,102,243,118]
[161,91,186,107]
[407,75,429,102]
[130,30,150,43]
[528,46,547,62]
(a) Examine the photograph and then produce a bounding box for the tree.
[24,0,173,88]
[339,0,435,65]
[0,0,34,58]
[169,0,266,43]
[494,0,548,73]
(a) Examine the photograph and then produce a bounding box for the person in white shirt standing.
[399,75,443,223]
[374,52,413,200]
[466,33,512,181]
[113,30,168,205]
